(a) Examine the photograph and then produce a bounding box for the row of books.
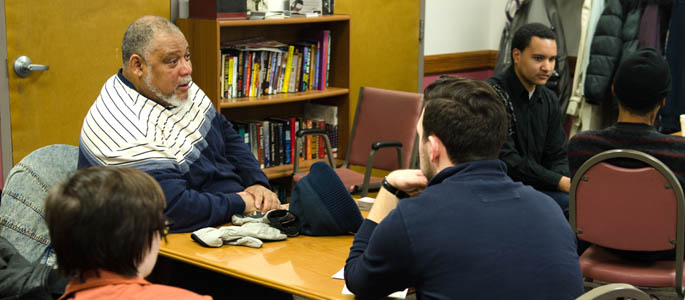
[232,103,338,169]
[219,30,331,100]
[233,117,338,169]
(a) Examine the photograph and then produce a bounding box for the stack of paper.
[357,197,375,211]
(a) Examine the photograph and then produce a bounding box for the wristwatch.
[381,178,410,199]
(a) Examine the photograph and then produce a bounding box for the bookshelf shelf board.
[217,15,350,27]
[219,87,348,108]
[264,158,343,179]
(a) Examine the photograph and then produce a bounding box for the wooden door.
[5,1,169,163]
[335,1,421,130]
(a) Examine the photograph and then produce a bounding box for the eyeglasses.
[162,216,174,237]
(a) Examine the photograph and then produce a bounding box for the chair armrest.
[371,141,402,150]
[296,128,327,138]
[356,140,405,197]
[293,129,335,173]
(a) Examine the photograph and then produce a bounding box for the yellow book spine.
[282,45,295,93]
[251,62,259,97]
[227,57,234,98]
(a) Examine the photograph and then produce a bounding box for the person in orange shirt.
[45,166,211,300]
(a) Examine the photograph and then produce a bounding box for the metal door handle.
[14,56,49,77]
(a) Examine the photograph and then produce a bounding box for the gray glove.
[191,223,286,248]
[221,223,287,242]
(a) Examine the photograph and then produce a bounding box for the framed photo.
[289,0,322,14]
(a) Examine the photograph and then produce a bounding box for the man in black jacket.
[486,23,571,216]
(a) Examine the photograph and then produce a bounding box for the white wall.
[425,0,508,55]
[425,0,581,56]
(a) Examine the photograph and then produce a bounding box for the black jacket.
[584,0,642,104]
[0,236,68,300]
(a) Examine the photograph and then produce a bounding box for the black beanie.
[613,48,672,112]
[289,162,363,236]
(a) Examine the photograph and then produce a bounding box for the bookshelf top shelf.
[219,87,348,108]
[214,15,350,27]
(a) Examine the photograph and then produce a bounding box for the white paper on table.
[357,196,375,211]
[332,266,408,299]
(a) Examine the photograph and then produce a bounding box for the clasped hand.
[385,169,428,196]
[239,184,283,214]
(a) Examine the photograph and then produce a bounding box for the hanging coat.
[658,0,685,133]
[583,0,642,105]
[568,0,606,137]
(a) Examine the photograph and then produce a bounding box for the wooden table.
[160,227,358,300]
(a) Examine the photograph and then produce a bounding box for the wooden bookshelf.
[219,87,348,108]
[264,158,343,180]
[176,16,350,179]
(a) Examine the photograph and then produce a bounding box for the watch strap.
[381,178,410,199]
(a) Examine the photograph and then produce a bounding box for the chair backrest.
[575,283,650,300]
[570,149,684,254]
[0,144,79,265]
[345,87,423,170]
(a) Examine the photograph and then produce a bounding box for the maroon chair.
[293,87,423,196]
[569,149,685,298]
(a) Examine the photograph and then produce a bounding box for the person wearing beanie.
[568,47,685,261]
[344,77,583,300]
[486,23,572,217]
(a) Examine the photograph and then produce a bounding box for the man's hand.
[244,184,281,213]
[385,169,428,195]
[558,176,571,193]
[368,169,427,224]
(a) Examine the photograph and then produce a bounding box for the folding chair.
[570,149,685,298]
[576,283,650,300]
[294,87,423,196]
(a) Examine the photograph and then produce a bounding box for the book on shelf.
[305,103,338,158]
[302,29,330,90]
[281,45,295,93]
[219,34,333,100]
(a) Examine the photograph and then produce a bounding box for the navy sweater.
[345,160,583,299]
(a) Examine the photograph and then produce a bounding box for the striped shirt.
[78,71,268,232]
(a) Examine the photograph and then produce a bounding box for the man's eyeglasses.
[162,216,174,238]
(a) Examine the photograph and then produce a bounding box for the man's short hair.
[511,23,556,58]
[45,166,167,278]
[121,15,182,66]
[422,77,508,164]
[613,48,672,115]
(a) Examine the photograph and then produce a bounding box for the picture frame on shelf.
[289,0,322,15]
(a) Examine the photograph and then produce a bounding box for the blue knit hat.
[289,162,363,236]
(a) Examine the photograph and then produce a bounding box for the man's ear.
[611,84,615,96]
[128,54,145,78]
[512,48,521,65]
[427,135,442,162]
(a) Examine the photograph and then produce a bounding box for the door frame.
[417,0,425,94]
[0,0,12,182]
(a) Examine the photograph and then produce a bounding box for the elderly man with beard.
[343,77,583,300]
[78,16,281,233]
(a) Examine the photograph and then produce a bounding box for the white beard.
[144,72,192,109]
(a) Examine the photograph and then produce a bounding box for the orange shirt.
[59,269,212,300]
